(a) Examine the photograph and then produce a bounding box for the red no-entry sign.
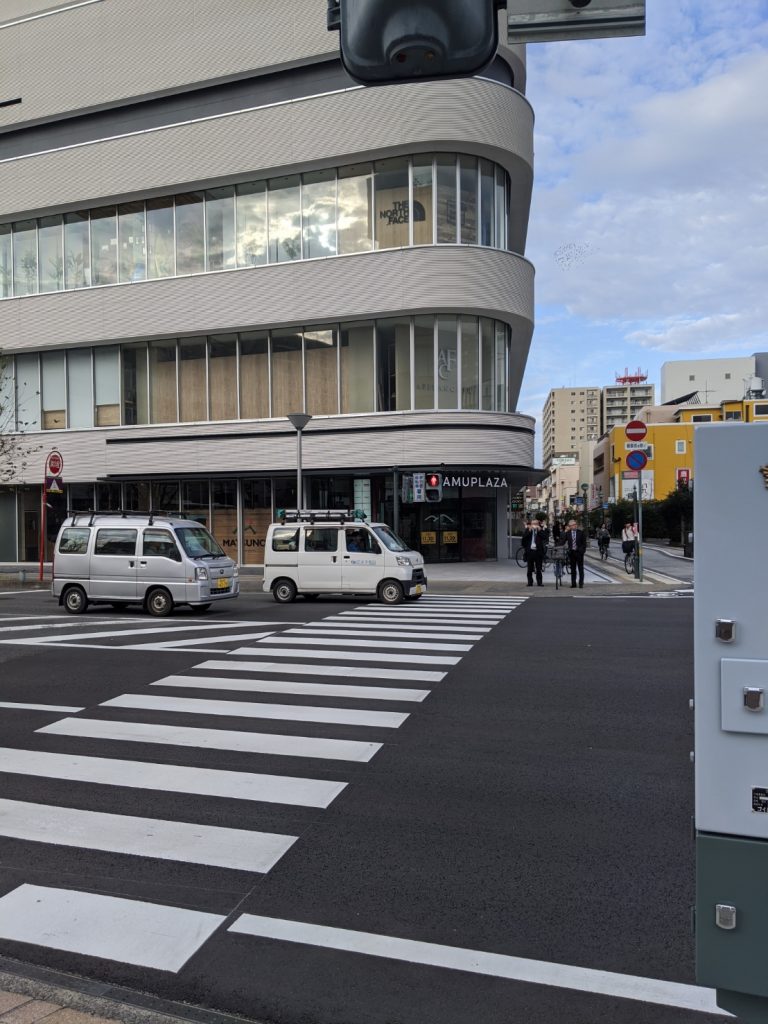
[46,450,64,476]
[625,420,647,442]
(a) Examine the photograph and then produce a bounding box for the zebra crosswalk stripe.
[151,674,431,702]
[0,797,297,872]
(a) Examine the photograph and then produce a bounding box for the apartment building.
[541,386,600,468]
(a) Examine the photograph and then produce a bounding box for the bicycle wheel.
[554,562,561,589]
[515,546,527,568]
[624,552,635,575]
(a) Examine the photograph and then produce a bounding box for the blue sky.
[518,0,768,442]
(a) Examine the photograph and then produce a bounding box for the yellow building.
[602,398,768,501]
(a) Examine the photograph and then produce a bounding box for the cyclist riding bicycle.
[597,524,610,557]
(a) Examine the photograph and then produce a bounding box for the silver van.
[263,510,427,604]
[52,511,239,616]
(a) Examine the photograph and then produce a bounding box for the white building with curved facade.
[0,0,535,566]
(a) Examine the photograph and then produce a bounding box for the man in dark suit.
[563,518,586,588]
[522,518,549,587]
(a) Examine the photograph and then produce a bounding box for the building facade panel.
[1,0,334,130]
[0,79,532,223]
[0,246,534,356]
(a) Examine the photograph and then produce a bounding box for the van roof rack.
[277,508,368,525]
[65,509,178,527]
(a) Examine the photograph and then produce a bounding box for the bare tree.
[0,350,42,483]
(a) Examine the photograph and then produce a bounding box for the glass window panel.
[495,321,508,411]
[41,351,66,429]
[64,212,90,289]
[480,316,495,411]
[302,170,337,259]
[1,355,15,430]
[304,326,338,416]
[150,340,178,423]
[15,353,40,431]
[67,348,93,429]
[495,166,507,250]
[437,315,458,409]
[205,186,235,271]
[209,334,238,420]
[412,157,433,246]
[267,176,301,263]
[340,321,374,414]
[435,155,457,243]
[118,201,146,283]
[414,315,435,409]
[122,343,148,425]
[179,337,207,422]
[96,482,121,510]
[90,207,118,286]
[39,215,63,293]
[236,181,267,267]
[146,197,174,279]
[182,480,209,525]
[12,220,38,296]
[94,346,120,426]
[459,156,478,244]
[374,157,409,249]
[460,316,479,409]
[0,224,11,298]
[242,478,272,565]
[270,329,303,417]
[239,331,269,419]
[68,484,94,511]
[337,164,373,255]
[211,479,238,557]
[376,318,411,412]
[152,481,180,513]
[123,483,150,512]
[479,159,494,247]
[175,193,205,275]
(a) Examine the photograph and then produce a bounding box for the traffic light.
[327,0,502,85]
[425,472,442,503]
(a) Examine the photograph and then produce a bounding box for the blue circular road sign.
[626,449,648,470]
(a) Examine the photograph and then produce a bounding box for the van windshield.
[175,526,225,559]
[372,525,410,553]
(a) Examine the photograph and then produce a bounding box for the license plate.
[215,578,229,590]
[415,584,423,595]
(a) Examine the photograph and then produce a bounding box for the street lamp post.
[287,413,312,511]
[581,482,589,545]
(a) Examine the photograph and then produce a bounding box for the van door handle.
[139,560,148,566]
[332,556,337,563]
[343,555,351,559]
[129,560,135,568]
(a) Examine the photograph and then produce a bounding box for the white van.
[52,511,239,616]
[263,510,427,604]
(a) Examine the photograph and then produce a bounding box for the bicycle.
[517,545,551,570]
[598,538,610,561]
[549,545,567,590]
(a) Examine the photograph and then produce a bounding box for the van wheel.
[304,593,319,601]
[378,579,404,605]
[146,587,174,617]
[273,579,297,604]
[63,586,88,615]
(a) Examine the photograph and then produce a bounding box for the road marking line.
[197,659,445,683]
[285,628,485,642]
[0,797,296,872]
[228,915,725,1015]
[0,701,84,712]
[0,621,281,646]
[317,619,491,635]
[102,694,409,729]
[341,610,504,619]
[233,646,460,666]
[0,618,139,632]
[337,614,503,625]
[0,884,224,972]
[39,717,382,762]
[152,674,430,702]
[273,636,473,652]
[124,631,276,650]
[0,746,345,807]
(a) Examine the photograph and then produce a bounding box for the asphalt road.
[0,587,723,1024]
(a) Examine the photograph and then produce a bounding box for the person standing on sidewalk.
[563,518,586,588]
[522,519,549,587]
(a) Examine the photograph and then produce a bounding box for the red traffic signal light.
[425,471,442,502]
[426,473,440,488]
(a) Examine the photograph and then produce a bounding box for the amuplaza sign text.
[444,475,509,488]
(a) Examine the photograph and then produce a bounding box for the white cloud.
[524,1,768,377]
